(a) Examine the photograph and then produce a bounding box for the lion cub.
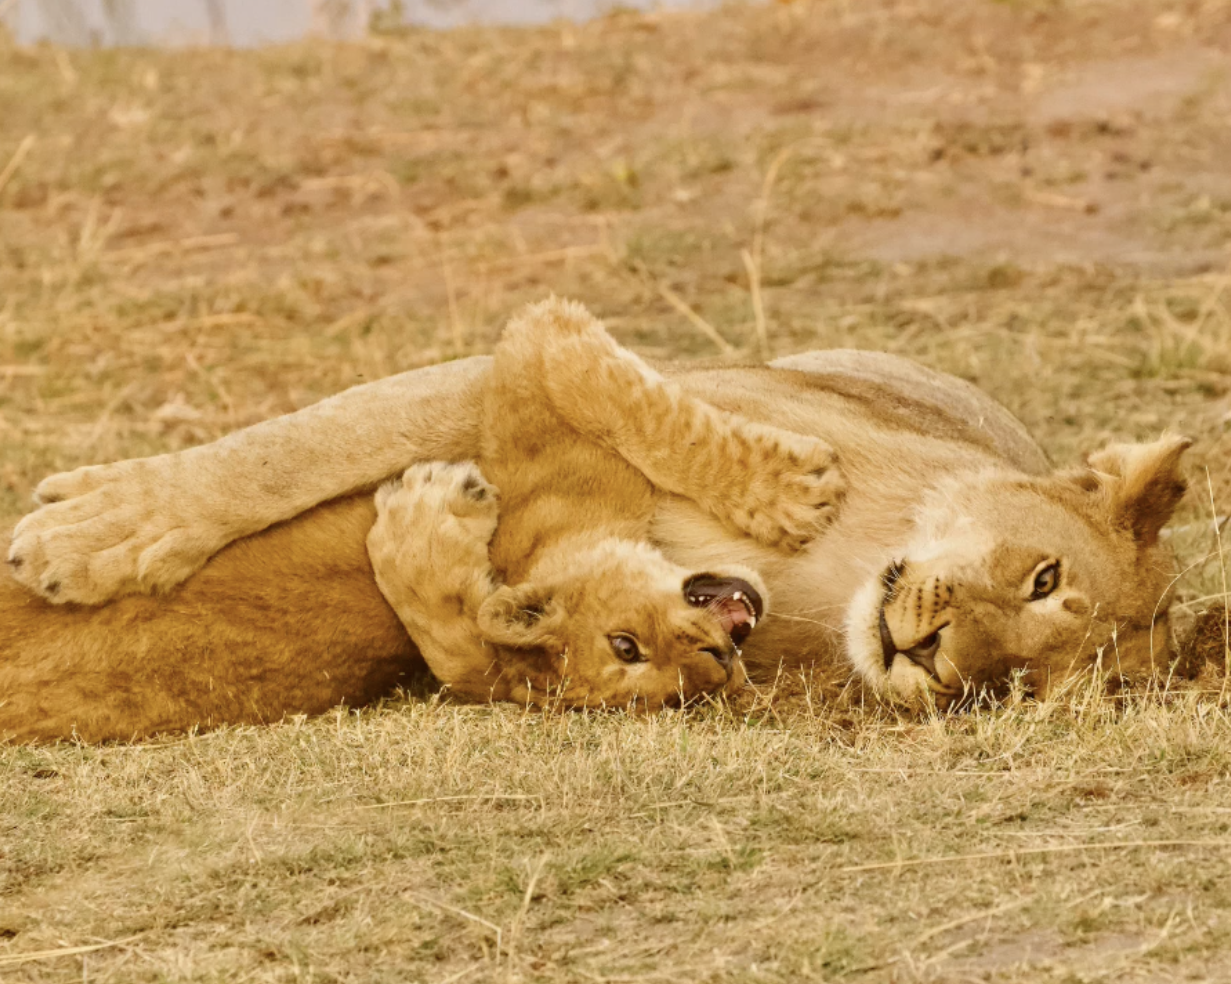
[366,299,844,708]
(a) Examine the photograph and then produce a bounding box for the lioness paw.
[8,458,228,605]
[728,433,846,552]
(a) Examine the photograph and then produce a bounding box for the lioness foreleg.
[10,357,491,606]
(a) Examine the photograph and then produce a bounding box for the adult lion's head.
[476,539,764,709]
[845,436,1191,706]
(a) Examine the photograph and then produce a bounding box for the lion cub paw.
[368,462,499,602]
[728,431,846,552]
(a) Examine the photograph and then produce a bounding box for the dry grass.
[5,692,1231,982]
[2,0,1231,979]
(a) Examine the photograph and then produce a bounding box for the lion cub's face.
[477,539,764,709]
[845,437,1190,706]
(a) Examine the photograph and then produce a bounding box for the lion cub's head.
[475,539,764,709]
[846,436,1191,706]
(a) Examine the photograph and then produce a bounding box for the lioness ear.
[477,583,566,650]
[1085,435,1192,546]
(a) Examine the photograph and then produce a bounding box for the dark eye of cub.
[1030,561,1060,600]
[609,633,644,663]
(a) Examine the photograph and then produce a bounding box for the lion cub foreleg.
[368,461,548,703]
[506,299,845,551]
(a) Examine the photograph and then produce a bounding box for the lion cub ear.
[477,583,566,650]
[1084,435,1192,546]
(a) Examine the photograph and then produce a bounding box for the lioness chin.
[3,300,1191,739]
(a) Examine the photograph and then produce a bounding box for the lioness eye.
[609,634,644,663]
[1030,561,1060,600]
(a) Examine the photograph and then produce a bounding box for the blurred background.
[0,0,1228,531]
[3,0,720,45]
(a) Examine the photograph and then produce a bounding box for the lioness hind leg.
[506,298,845,551]
[367,462,502,693]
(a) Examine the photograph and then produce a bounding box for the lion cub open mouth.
[684,574,764,647]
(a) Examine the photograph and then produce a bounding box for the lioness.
[368,300,843,708]
[5,300,1189,737]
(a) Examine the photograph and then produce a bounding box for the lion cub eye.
[1029,561,1061,600]
[609,633,645,663]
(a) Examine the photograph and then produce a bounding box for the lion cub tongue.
[683,575,763,647]
[711,596,757,645]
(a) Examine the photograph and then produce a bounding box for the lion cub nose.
[701,644,737,671]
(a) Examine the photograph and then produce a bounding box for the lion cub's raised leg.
[506,300,845,552]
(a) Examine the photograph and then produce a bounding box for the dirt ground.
[1,1,1231,981]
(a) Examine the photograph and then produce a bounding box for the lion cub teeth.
[732,590,756,626]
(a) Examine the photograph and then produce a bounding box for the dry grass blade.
[843,839,1231,874]
[1206,468,1231,686]
[741,143,800,359]
[402,891,503,956]
[350,793,543,809]
[740,248,768,358]
[506,853,550,961]
[0,935,144,968]
[646,272,736,355]
[911,897,1033,946]
[0,133,34,197]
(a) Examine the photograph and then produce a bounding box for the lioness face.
[478,540,765,708]
[845,437,1189,706]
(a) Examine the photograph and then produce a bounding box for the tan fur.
[368,463,748,709]
[365,300,839,708]
[842,443,1189,705]
[1,496,423,742]
[2,299,1191,737]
